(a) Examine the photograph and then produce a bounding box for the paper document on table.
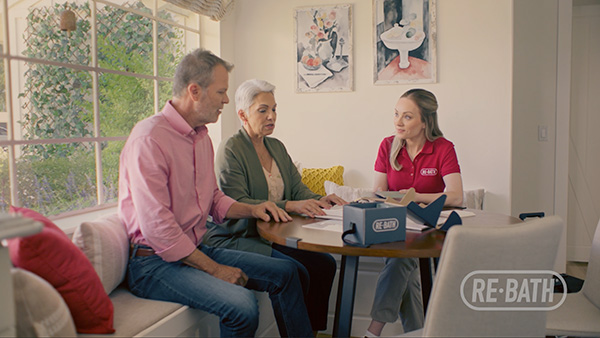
[302,220,343,232]
[437,210,476,225]
[440,210,476,218]
[407,209,476,231]
[314,205,343,220]
[406,218,431,231]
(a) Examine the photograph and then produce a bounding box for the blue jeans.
[128,244,313,337]
[272,243,336,331]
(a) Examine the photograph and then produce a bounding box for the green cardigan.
[203,128,321,255]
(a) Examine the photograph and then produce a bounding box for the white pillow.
[12,268,77,337]
[463,188,485,210]
[72,214,129,294]
[324,180,375,202]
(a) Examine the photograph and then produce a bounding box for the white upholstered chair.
[399,216,563,337]
[546,218,600,337]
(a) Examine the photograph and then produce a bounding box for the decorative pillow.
[301,165,344,195]
[12,268,77,337]
[324,180,376,202]
[72,214,129,295]
[7,206,115,334]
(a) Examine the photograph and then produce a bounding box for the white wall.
[511,0,559,220]
[216,0,513,213]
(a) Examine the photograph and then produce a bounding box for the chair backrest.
[582,218,600,308]
[423,216,563,337]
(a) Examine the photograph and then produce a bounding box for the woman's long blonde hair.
[390,89,444,171]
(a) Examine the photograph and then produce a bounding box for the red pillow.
[7,206,115,334]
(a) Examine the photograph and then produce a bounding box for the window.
[0,0,201,216]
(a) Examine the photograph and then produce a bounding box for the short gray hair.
[172,48,234,97]
[235,79,276,113]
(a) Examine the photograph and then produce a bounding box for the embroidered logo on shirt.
[420,168,438,176]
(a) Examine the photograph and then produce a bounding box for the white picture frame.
[295,4,353,93]
[373,0,437,84]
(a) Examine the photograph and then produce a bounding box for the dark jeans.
[128,244,313,337]
[272,243,337,331]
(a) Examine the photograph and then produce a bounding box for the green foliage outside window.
[0,1,184,215]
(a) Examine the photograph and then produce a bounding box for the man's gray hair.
[235,79,276,113]
[172,48,234,97]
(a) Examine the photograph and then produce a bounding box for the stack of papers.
[301,208,476,233]
[315,205,343,220]
[302,220,343,232]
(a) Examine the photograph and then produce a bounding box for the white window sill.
[51,205,118,235]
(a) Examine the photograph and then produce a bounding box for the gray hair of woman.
[235,79,276,114]
[390,88,444,171]
[172,48,234,97]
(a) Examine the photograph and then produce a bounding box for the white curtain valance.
[164,0,234,21]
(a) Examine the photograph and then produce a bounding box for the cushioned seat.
[106,287,185,337]
[396,216,564,337]
[546,291,600,336]
[546,217,600,337]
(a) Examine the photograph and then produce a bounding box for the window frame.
[0,0,201,216]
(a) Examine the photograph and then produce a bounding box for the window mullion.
[153,0,159,115]
[2,0,18,207]
[91,0,104,205]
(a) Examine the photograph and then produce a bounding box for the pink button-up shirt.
[118,101,236,262]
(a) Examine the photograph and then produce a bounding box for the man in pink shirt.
[118,49,313,337]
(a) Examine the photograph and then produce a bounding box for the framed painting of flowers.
[295,4,353,93]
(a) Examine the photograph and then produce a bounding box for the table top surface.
[257,209,522,258]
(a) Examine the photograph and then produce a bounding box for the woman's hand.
[286,199,331,218]
[320,193,348,206]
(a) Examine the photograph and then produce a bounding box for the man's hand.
[226,201,291,222]
[209,263,249,286]
[252,201,292,223]
[182,249,248,286]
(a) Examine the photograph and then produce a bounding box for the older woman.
[204,79,346,334]
[366,89,463,337]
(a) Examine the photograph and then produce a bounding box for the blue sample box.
[342,202,406,246]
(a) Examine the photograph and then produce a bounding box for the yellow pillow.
[301,165,344,195]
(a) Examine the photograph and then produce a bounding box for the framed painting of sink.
[295,4,353,93]
[374,0,437,84]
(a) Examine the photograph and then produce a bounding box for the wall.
[510,0,572,271]
[217,0,514,214]
[568,2,600,261]
[511,0,558,223]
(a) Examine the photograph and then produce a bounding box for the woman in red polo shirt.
[366,88,463,337]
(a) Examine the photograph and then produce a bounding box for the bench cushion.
[106,287,185,337]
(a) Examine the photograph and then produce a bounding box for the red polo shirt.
[374,136,461,193]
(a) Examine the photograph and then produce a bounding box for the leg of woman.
[272,243,337,332]
[399,265,424,332]
[369,257,423,335]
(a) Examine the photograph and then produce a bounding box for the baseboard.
[567,246,591,262]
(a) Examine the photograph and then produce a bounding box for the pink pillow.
[7,206,115,334]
